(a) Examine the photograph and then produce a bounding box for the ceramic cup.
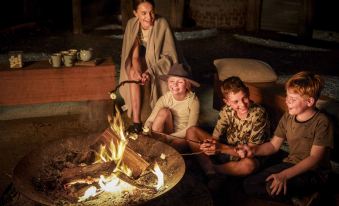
[78,48,93,62]
[68,49,78,60]
[62,54,74,67]
[60,50,69,56]
[49,53,62,67]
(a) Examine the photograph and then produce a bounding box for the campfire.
[13,102,185,205]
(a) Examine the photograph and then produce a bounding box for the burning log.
[114,171,156,193]
[91,128,150,179]
[61,161,117,185]
[63,171,156,194]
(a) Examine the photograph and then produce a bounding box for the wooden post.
[298,0,315,39]
[121,0,133,30]
[170,0,184,29]
[246,0,262,32]
[72,0,82,34]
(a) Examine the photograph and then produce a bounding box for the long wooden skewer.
[149,130,202,144]
[109,80,142,94]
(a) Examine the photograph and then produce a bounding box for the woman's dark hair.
[133,0,155,10]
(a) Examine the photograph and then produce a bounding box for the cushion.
[316,99,339,125]
[214,58,278,83]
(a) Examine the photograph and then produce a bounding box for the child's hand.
[266,172,287,196]
[236,144,255,158]
[200,139,217,155]
[235,146,247,158]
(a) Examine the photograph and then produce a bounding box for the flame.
[78,186,97,202]
[109,106,126,141]
[79,106,134,202]
[94,137,131,176]
[78,105,165,202]
[98,174,135,193]
[152,162,164,190]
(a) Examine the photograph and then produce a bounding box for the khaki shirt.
[212,102,270,146]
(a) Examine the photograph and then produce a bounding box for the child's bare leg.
[214,158,257,176]
[151,108,188,151]
[186,127,215,175]
[151,108,174,133]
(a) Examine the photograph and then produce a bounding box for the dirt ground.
[1,23,339,205]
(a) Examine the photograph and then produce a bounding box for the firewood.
[61,161,116,184]
[115,171,156,193]
[62,171,156,194]
[91,128,150,178]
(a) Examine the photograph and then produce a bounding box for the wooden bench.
[0,58,116,106]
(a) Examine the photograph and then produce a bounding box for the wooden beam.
[170,0,184,29]
[298,0,315,39]
[246,0,262,32]
[72,0,82,34]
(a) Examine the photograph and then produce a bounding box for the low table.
[0,58,116,105]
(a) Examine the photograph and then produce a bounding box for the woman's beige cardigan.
[119,16,179,117]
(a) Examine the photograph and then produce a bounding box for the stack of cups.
[61,49,76,67]
[49,49,79,68]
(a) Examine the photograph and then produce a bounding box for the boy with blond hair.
[240,71,333,204]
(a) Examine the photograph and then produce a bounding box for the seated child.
[186,76,270,177]
[240,71,333,204]
[144,63,200,151]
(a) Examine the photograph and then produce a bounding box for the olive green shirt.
[274,111,333,170]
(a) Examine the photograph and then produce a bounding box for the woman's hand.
[200,138,217,155]
[141,72,150,84]
[266,172,287,196]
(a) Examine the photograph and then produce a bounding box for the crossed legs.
[186,126,258,176]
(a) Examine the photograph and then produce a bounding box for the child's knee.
[157,108,172,118]
[241,158,258,175]
[186,126,199,139]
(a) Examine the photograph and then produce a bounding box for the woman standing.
[119,0,180,133]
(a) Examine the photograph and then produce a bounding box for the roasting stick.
[180,149,223,156]
[109,80,142,95]
[149,131,223,156]
[149,130,202,144]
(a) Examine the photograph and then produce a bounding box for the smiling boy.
[186,76,270,177]
[240,71,333,204]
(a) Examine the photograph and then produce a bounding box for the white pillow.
[214,58,278,83]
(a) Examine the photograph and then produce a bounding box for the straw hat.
[159,63,200,87]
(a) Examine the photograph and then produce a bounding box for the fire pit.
[13,131,185,205]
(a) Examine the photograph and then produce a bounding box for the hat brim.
[159,75,200,87]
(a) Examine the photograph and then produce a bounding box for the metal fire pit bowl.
[13,133,185,205]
